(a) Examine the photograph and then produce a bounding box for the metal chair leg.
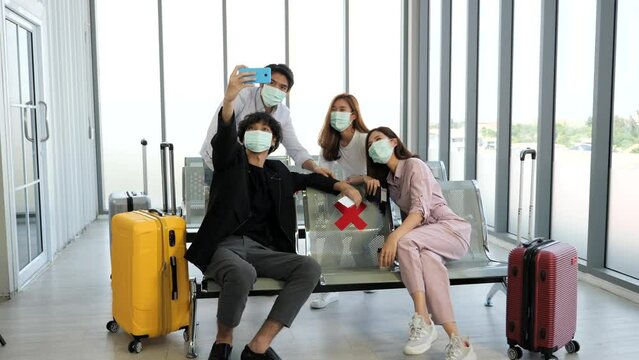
[186,278,198,358]
[485,279,507,307]
[0,333,6,346]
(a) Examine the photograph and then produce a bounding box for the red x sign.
[334,202,367,230]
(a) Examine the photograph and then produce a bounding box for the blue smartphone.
[238,67,272,84]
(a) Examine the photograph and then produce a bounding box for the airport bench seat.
[197,180,505,295]
[185,180,507,358]
[198,259,507,296]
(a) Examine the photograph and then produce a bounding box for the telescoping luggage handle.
[122,139,148,211]
[141,138,148,195]
[160,142,177,215]
[517,148,536,244]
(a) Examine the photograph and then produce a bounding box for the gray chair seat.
[198,180,509,295]
[446,260,508,283]
[202,277,285,296]
[201,259,508,296]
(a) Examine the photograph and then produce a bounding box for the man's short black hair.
[266,63,294,90]
[237,112,282,154]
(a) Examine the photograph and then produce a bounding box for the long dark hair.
[318,94,369,161]
[365,127,418,187]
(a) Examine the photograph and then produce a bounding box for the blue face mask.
[261,85,286,107]
[244,130,273,153]
[330,111,352,132]
[368,139,394,164]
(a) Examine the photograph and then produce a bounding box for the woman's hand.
[363,176,380,195]
[342,185,363,208]
[379,233,398,268]
[334,181,362,207]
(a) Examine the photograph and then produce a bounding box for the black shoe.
[208,342,232,360]
[240,344,282,360]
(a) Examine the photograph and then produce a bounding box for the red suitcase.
[505,149,580,360]
[506,239,580,359]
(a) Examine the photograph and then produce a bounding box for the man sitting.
[185,110,362,360]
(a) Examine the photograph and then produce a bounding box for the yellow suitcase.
[107,143,190,353]
[108,210,190,352]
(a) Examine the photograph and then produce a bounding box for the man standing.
[200,63,332,177]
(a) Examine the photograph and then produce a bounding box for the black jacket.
[185,112,338,272]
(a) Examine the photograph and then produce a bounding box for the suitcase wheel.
[106,320,119,334]
[565,340,580,354]
[183,329,190,342]
[507,346,523,360]
[128,340,142,353]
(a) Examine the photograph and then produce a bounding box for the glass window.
[507,0,541,237]
[448,0,468,180]
[96,0,162,208]
[349,0,402,134]
[607,0,639,279]
[551,0,595,259]
[163,0,224,207]
[429,0,442,160]
[289,0,344,158]
[476,0,499,227]
[227,0,285,75]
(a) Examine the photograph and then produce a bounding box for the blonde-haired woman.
[309,93,377,309]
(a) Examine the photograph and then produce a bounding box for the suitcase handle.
[522,238,554,248]
[148,208,163,217]
[160,143,177,215]
[141,139,148,195]
[519,148,536,161]
[125,192,135,211]
[517,148,537,243]
[170,256,178,300]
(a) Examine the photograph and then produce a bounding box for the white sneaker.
[445,335,477,360]
[403,313,438,355]
[309,292,339,309]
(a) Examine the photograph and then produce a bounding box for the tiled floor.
[1,217,639,359]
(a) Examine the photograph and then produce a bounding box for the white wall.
[0,0,97,297]
[43,0,98,252]
[0,2,13,298]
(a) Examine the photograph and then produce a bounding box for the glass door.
[5,11,49,287]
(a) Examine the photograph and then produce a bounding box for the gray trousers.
[205,235,321,328]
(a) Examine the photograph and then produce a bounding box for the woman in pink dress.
[365,126,477,360]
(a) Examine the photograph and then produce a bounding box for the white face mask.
[261,85,286,107]
[330,111,352,132]
[243,130,273,153]
[368,139,394,164]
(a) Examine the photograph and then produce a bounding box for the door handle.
[23,101,34,142]
[22,113,34,142]
[38,101,50,142]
